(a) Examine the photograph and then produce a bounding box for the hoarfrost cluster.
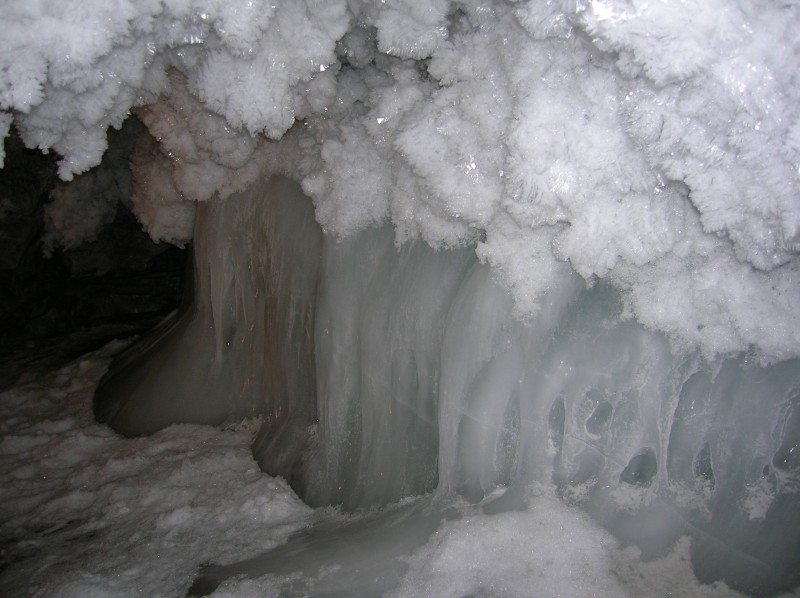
[2,0,799,359]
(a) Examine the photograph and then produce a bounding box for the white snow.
[0,343,313,596]
[1,0,799,359]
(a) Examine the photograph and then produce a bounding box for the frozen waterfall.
[95,176,800,596]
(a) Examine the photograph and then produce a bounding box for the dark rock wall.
[0,121,187,389]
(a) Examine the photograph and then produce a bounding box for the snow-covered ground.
[1,339,773,597]
[0,341,311,597]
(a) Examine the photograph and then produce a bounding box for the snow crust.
[387,494,742,598]
[2,0,799,360]
[388,495,629,598]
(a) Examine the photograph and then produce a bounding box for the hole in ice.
[693,441,715,490]
[585,398,613,438]
[620,447,657,487]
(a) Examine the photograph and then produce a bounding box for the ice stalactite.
[299,219,476,507]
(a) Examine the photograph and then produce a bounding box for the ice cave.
[2,1,800,596]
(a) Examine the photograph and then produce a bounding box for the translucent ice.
[97,177,800,595]
[96,176,322,441]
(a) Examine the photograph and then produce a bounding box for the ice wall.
[96,176,799,594]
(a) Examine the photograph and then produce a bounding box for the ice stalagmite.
[96,177,322,452]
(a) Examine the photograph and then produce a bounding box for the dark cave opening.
[0,123,187,390]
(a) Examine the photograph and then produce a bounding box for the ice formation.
[3,0,800,595]
[1,348,744,597]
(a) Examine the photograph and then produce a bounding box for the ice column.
[95,176,322,457]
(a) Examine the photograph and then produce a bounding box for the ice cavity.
[96,176,800,595]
